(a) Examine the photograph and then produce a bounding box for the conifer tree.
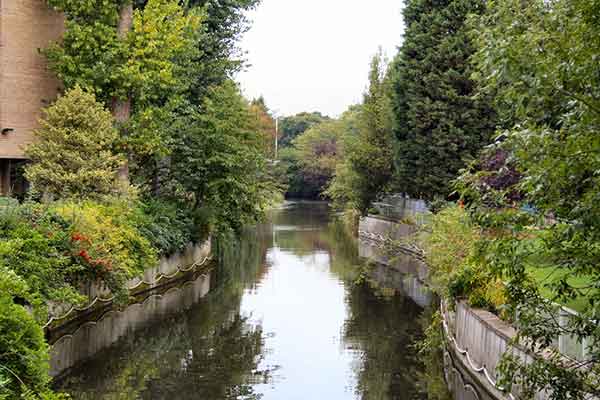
[25,87,123,199]
[390,0,495,200]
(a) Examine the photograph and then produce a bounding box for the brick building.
[0,0,63,196]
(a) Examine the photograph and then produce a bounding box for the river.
[54,201,436,399]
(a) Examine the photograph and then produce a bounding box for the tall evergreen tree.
[390,0,495,200]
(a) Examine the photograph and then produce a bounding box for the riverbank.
[45,239,212,334]
[53,201,434,399]
[358,212,577,400]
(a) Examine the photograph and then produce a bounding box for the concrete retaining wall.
[357,215,553,400]
[49,273,211,377]
[86,239,212,300]
[444,301,549,400]
[358,215,417,242]
[46,239,212,327]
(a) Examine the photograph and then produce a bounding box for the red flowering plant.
[70,231,115,278]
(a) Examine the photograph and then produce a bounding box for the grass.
[522,237,591,313]
[526,265,590,313]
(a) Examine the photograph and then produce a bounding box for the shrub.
[0,270,68,399]
[137,198,209,256]
[51,200,158,280]
[24,86,123,200]
[0,204,85,314]
[424,206,480,295]
[425,205,507,312]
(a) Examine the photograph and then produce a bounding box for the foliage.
[462,0,600,397]
[0,204,86,314]
[455,142,523,208]
[389,0,495,200]
[284,118,346,198]
[0,267,70,400]
[183,0,261,99]
[279,112,330,148]
[24,87,123,200]
[416,311,453,400]
[423,205,506,312]
[46,0,202,159]
[248,97,276,158]
[327,51,395,214]
[138,198,209,256]
[168,81,277,233]
[0,296,64,400]
[51,199,158,280]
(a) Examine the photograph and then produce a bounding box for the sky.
[236,0,405,118]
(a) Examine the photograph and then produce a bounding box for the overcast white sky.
[236,0,405,118]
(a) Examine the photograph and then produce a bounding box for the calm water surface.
[57,202,431,399]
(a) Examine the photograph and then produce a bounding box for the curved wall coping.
[443,300,553,400]
[44,238,212,330]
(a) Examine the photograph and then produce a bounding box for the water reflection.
[57,201,433,400]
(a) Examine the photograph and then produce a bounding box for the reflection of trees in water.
[342,282,427,400]
[58,202,443,400]
[414,308,453,400]
[58,231,274,400]
[320,217,431,400]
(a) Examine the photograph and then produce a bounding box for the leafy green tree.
[285,119,346,198]
[327,52,394,214]
[25,86,123,199]
[279,112,330,148]
[249,97,276,158]
[134,0,261,99]
[46,0,202,159]
[168,81,276,232]
[390,0,495,200]
[186,0,261,98]
[459,0,600,397]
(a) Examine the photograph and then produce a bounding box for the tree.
[24,87,123,199]
[390,0,495,200]
[285,119,346,198]
[327,52,395,214]
[249,97,277,158]
[186,0,261,98]
[45,0,202,159]
[461,0,600,397]
[279,112,330,148]
[168,81,275,232]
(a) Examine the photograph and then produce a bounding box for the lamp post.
[271,109,280,162]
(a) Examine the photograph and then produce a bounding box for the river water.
[55,201,434,400]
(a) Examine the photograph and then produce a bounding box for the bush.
[424,206,480,295]
[0,204,85,314]
[137,198,210,256]
[425,205,506,312]
[24,86,123,200]
[51,199,158,279]
[0,271,68,399]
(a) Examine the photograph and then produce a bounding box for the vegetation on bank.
[2,0,599,397]
[396,0,600,397]
[0,0,281,398]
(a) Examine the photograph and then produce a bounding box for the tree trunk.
[113,2,134,187]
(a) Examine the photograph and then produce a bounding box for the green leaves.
[327,52,395,214]
[169,81,276,233]
[390,0,495,200]
[453,0,600,396]
[25,86,123,199]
